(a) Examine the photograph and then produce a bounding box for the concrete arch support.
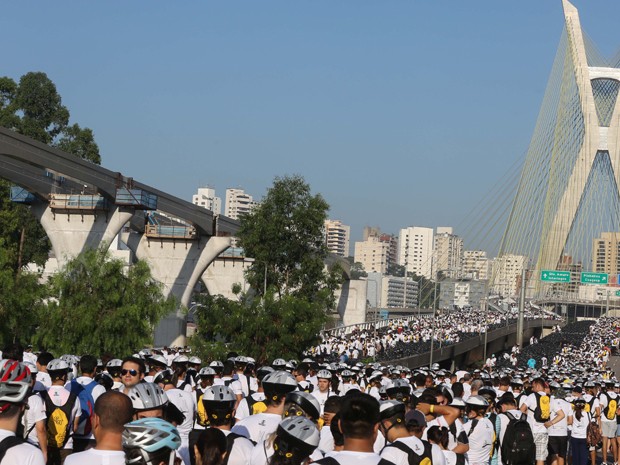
[122,232,232,347]
[32,201,135,267]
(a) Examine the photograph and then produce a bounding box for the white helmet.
[188,356,202,365]
[316,370,332,380]
[47,359,70,372]
[127,382,168,411]
[198,367,216,377]
[262,370,298,394]
[202,386,236,409]
[275,416,320,458]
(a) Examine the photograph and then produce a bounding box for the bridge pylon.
[498,0,620,296]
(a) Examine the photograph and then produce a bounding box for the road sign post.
[540,270,571,283]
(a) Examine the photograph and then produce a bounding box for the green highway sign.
[580,272,608,284]
[616,291,620,297]
[540,270,571,283]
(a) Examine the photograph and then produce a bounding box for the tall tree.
[191,175,343,363]
[36,248,175,357]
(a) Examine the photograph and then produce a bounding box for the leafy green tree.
[239,175,340,302]
[193,289,327,364]
[350,262,367,280]
[36,247,175,357]
[55,123,101,164]
[1,71,101,164]
[191,175,342,363]
[0,242,47,346]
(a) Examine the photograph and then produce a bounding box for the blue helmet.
[123,418,181,465]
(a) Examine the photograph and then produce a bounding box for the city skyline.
[5,2,620,250]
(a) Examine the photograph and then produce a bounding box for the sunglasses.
[121,369,139,376]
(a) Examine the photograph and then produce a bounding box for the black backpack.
[0,436,26,462]
[501,412,535,465]
[383,440,433,465]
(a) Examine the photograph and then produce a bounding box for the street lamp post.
[429,267,449,369]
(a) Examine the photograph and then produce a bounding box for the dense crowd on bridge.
[311,306,561,363]
[1,312,619,465]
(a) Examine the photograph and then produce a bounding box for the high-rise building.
[439,279,487,310]
[380,276,419,309]
[225,188,258,220]
[192,187,222,215]
[434,227,463,279]
[398,226,434,279]
[324,220,350,257]
[462,250,489,280]
[491,254,528,297]
[592,232,620,275]
[354,236,390,274]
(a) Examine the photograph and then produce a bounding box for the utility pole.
[517,267,527,348]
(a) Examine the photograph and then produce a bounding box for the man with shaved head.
[64,391,133,465]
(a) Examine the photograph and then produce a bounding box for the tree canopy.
[191,175,343,363]
[36,248,175,357]
[0,71,100,164]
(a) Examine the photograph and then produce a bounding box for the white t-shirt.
[36,372,51,389]
[319,424,335,452]
[235,392,267,421]
[548,398,572,436]
[325,450,386,465]
[22,394,46,445]
[0,429,45,465]
[231,412,281,444]
[222,429,254,465]
[381,436,445,465]
[311,389,331,415]
[64,449,125,465]
[463,417,494,465]
[165,388,196,438]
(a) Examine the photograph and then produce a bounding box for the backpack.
[500,412,535,465]
[223,432,253,465]
[246,394,267,416]
[316,456,395,465]
[586,415,602,448]
[602,393,618,421]
[40,390,78,449]
[0,436,26,463]
[382,440,433,465]
[195,392,209,427]
[532,393,550,422]
[70,380,97,437]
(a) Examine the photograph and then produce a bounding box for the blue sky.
[4,1,620,251]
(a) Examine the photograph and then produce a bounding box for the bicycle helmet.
[285,391,321,421]
[202,385,236,410]
[465,395,489,409]
[127,382,169,411]
[386,379,410,399]
[95,372,114,391]
[209,361,224,372]
[198,367,216,377]
[379,400,406,420]
[172,355,188,364]
[0,360,32,405]
[274,416,320,459]
[188,356,202,365]
[106,359,123,371]
[262,371,298,395]
[256,366,275,382]
[47,359,70,372]
[153,369,174,386]
[123,418,181,465]
[316,370,332,380]
[149,355,168,368]
[272,358,287,369]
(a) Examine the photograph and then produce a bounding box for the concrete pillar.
[32,200,134,266]
[122,232,232,347]
[335,280,368,326]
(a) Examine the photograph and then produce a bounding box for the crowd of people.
[0,314,619,465]
[312,306,561,363]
